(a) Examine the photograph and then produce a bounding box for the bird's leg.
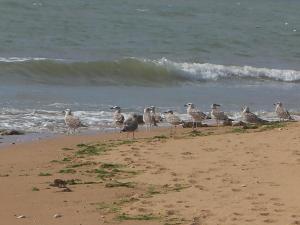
[132,131,135,139]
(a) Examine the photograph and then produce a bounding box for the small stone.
[16,215,26,219]
[241,184,247,187]
[53,214,62,218]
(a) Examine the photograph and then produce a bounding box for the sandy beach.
[1,123,300,225]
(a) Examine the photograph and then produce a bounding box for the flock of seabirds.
[63,102,294,138]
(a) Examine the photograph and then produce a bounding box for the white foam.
[152,58,300,82]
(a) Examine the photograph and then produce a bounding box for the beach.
[1,123,300,225]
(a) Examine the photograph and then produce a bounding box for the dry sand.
[0,123,300,225]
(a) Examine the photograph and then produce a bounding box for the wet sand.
[0,123,300,225]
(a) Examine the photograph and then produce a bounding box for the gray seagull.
[121,114,139,139]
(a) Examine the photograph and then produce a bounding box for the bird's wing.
[65,116,81,128]
[115,113,124,124]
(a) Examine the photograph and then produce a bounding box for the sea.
[0,0,300,134]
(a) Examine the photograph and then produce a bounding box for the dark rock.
[0,129,24,136]
[182,122,209,128]
[50,179,67,188]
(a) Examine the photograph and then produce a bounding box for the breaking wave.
[0,57,300,86]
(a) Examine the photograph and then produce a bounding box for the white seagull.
[143,107,155,131]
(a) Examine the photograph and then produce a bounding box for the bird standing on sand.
[143,107,156,131]
[274,102,293,121]
[210,104,229,126]
[150,106,162,125]
[63,109,83,134]
[121,114,138,139]
[241,106,268,124]
[110,106,125,128]
[184,103,207,130]
[163,110,183,135]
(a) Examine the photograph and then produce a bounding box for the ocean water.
[0,0,300,132]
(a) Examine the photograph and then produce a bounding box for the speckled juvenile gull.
[163,110,183,135]
[121,114,138,138]
[63,109,83,134]
[184,103,207,129]
[150,106,162,124]
[210,103,230,126]
[274,102,293,121]
[110,106,125,128]
[241,106,268,124]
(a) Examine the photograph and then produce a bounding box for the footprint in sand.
[190,216,202,225]
[195,185,207,191]
[188,179,197,184]
[263,218,276,223]
[260,212,270,216]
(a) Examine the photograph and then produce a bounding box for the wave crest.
[0,57,300,85]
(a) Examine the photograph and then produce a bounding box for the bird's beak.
[184,104,187,107]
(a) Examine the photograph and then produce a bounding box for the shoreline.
[1,123,300,225]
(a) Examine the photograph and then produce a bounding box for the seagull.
[121,114,138,139]
[63,109,83,134]
[241,106,268,124]
[184,103,207,129]
[149,106,162,125]
[274,102,293,121]
[210,104,230,126]
[143,107,156,131]
[163,110,183,135]
[110,106,125,128]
